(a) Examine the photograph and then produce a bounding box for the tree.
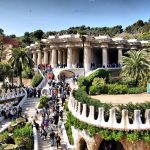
[121,50,150,86]
[33,30,44,40]
[22,32,33,45]
[0,28,4,35]
[9,34,16,38]
[0,62,11,83]
[9,48,34,86]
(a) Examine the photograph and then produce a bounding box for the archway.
[79,138,88,150]
[59,70,75,78]
[98,139,124,150]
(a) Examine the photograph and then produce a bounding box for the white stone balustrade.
[68,96,150,131]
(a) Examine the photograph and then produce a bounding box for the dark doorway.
[99,139,124,150]
[79,138,88,150]
[108,49,118,65]
[79,48,83,65]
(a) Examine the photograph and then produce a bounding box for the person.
[32,119,39,130]
[40,126,47,140]
[50,129,55,146]
[55,133,61,149]
[34,108,38,120]
[18,106,22,117]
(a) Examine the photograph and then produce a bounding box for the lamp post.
[80,34,86,76]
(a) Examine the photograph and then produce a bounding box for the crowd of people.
[32,66,71,149]
[25,87,42,98]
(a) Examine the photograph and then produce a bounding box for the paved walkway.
[37,83,67,150]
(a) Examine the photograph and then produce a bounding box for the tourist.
[55,133,61,148]
[40,126,47,140]
[49,129,55,146]
[17,106,22,117]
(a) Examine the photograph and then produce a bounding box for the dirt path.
[91,93,150,105]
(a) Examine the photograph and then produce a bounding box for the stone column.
[43,48,49,64]
[32,51,37,65]
[58,50,63,66]
[72,49,77,68]
[63,50,67,65]
[76,49,79,65]
[51,49,57,68]
[102,47,108,67]
[118,49,123,64]
[67,47,73,68]
[37,49,42,65]
[84,46,91,72]
[49,50,52,65]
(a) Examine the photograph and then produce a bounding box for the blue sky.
[0,0,150,36]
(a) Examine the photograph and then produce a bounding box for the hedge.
[66,112,150,142]
[31,74,43,87]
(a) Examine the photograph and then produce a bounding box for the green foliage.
[66,112,150,143]
[0,62,11,81]
[9,48,34,85]
[22,67,34,79]
[38,95,48,108]
[126,131,140,142]
[90,78,108,95]
[74,88,112,111]
[65,101,69,112]
[31,73,43,87]
[121,50,150,86]
[39,96,47,104]
[86,69,109,84]
[13,123,33,150]
[142,131,150,142]
[89,85,97,95]
[107,84,128,94]
[77,76,89,89]
[0,131,9,142]
[127,87,145,94]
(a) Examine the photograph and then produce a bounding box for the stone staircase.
[37,100,67,150]
[22,97,39,121]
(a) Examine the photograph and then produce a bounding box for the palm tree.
[9,48,34,86]
[121,50,150,85]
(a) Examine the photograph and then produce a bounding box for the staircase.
[22,97,39,121]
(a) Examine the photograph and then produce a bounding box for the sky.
[0,0,150,36]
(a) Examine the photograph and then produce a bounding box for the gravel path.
[91,93,150,105]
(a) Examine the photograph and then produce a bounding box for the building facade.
[27,34,149,72]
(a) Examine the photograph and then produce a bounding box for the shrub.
[22,68,34,79]
[38,96,48,108]
[107,84,128,94]
[31,74,43,87]
[90,78,108,94]
[89,85,97,95]
[80,86,87,91]
[86,69,110,84]
[40,96,47,104]
[0,131,9,142]
[127,87,145,94]
[13,123,33,150]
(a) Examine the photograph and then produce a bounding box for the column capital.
[36,49,41,52]
[117,44,124,49]
[84,42,91,48]
[43,47,48,51]
[101,43,109,48]
[32,50,37,54]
